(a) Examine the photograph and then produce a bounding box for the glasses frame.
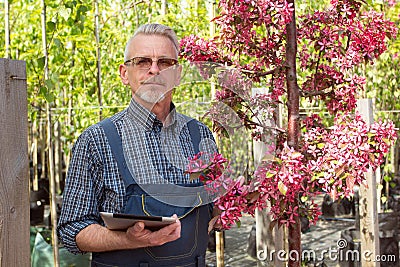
[124,56,179,70]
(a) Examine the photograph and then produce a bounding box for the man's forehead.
[130,34,172,47]
[129,34,177,56]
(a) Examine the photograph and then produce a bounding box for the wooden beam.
[357,98,380,267]
[0,58,29,267]
[253,88,286,267]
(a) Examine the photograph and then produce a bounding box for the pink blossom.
[182,0,398,230]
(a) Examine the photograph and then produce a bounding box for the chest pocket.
[122,184,202,219]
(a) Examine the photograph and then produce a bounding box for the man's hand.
[125,214,181,248]
[76,214,181,252]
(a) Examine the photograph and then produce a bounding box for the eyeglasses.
[124,57,178,70]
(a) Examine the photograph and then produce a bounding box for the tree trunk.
[285,1,301,267]
[41,1,60,266]
[4,0,11,58]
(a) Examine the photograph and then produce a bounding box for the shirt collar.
[126,98,177,131]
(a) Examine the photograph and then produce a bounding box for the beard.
[136,83,174,104]
[136,75,173,104]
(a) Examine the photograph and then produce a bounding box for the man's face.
[119,34,181,105]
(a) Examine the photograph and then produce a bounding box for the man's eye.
[136,58,151,65]
[159,59,177,67]
[159,59,171,65]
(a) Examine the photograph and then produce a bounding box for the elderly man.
[57,23,217,267]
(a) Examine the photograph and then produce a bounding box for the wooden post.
[215,231,225,267]
[207,2,225,265]
[253,89,286,267]
[357,99,380,267]
[0,58,30,267]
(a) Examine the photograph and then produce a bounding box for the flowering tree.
[182,0,398,266]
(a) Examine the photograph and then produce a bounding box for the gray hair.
[124,23,179,61]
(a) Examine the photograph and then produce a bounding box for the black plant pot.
[30,190,46,225]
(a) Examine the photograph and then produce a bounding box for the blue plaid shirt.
[57,98,216,254]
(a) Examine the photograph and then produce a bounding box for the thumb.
[133,221,145,232]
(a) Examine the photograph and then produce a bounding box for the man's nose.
[148,60,161,75]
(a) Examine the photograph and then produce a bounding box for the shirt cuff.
[57,219,98,254]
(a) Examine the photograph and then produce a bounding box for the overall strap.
[187,119,200,154]
[99,118,134,187]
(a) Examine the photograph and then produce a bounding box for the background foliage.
[0,0,399,191]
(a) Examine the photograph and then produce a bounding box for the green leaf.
[317,143,325,149]
[65,1,77,9]
[44,92,55,103]
[236,220,241,228]
[54,38,62,48]
[266,171,275,178]
[70,26,81,35]
[59,6,72,22]
[278,181,287,195]
[383,175,392,183]
[45,79,55,90]
[39,86,55,103]
[37,57,46,70]
[47,21,56,32]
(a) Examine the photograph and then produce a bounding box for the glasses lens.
[158,58,178,70]
[134,57,153,69]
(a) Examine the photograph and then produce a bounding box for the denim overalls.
[91,118,212,267]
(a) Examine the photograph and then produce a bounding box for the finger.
[134,221,145,232]
[158,219,181,238]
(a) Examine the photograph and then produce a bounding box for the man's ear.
[119,64,130,86]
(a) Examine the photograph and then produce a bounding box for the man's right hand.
[125,214,181,248]
[76,214,181,252]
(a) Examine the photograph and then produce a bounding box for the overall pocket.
[122,184,210,260]
[123,184,203,218]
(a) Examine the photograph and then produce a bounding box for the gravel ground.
[206,215,355,267]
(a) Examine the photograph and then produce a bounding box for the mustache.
[140,76,166,85]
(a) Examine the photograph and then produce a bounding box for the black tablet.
[100,212,177,231]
